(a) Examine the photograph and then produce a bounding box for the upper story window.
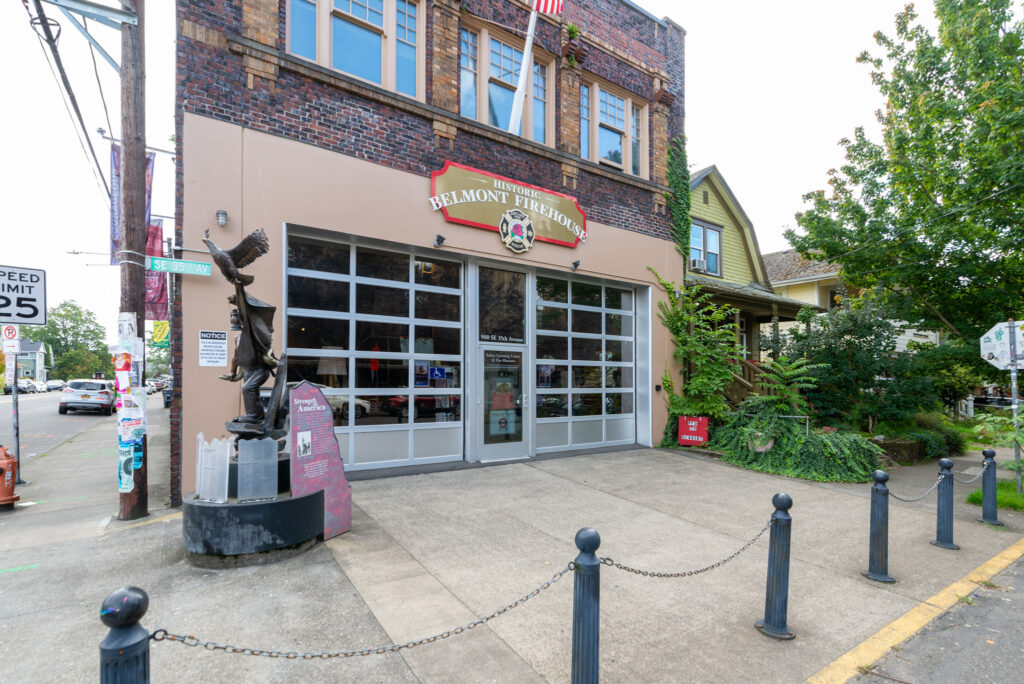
[459,25,553,146]
[580,83,591,158]
[690,222,722,276]
[287,0,423,100]
[580,81,647,178]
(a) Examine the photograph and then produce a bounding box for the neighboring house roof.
[685,273,821,317]
[18,341,44,353]
[689,165,772,288]
[763,249,840,284]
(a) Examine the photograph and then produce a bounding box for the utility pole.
[119,0,147,520]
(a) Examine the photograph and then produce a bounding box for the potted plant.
[562,23,588,64]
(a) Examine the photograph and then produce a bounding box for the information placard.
[199,330,228,367]
[290,381,351,539]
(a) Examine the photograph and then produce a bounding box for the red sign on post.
[678,416,709,446]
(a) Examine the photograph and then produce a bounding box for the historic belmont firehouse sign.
[429,161,586,253]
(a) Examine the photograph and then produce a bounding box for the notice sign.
[0,265,46,325]
[199,330,228,367]
[429,161,587,249]
[290,381,351,539]
[678,416,709,446]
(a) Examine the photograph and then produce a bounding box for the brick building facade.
[173,0,687,500]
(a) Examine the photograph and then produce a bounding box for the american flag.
[533,0,564,13]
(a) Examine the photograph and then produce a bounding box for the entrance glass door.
[481,347,524,458]
[474,265,529,461]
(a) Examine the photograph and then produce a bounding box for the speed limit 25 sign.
[0,265,46,326]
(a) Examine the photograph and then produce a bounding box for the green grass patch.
[966,479,1024,511]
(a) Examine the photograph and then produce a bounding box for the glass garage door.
[534,276,635,451]
[285,232,464,470]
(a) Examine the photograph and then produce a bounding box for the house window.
[690,222,722,276]
[287,0,423,100]
[630,105,642,175]
[598,89,625,166]
[459,26,552,145]
[488,37,522,131]
[395,0,418,96]
[459,29,478,118]
[580,82,647,178]
[580,83,591,158]
[532,62,547,143]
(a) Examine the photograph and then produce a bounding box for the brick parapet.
[177,1,679,246]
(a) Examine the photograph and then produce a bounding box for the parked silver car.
[59,379,116,415]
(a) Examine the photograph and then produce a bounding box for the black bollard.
[100,586,150,684]
[930,458,959,550]
[571,527,601,684]
[977,449,1003,527]
[862,470,896,583]
[756,493,795,640]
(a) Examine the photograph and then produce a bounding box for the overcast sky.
[2,1,937,343]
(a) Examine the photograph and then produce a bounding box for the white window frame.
[286,0,425,102]
[459,23,554,147]
[580,78,648,179]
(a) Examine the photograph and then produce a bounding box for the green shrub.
[897,429,948,460]
[913,413,966,455]
[709,400,881,482]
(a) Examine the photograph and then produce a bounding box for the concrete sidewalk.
[2,413,1022,682]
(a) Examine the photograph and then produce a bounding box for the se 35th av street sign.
[0,265,46,326]
[980,320,1024,370]
[145,256,212,277]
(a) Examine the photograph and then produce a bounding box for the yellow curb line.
[103,511,182,534]
[806,535,1024,684]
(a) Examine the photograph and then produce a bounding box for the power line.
[84,16,114,138]
[27,0,110,199]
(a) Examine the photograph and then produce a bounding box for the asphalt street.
[857,555,1024,684]
[0,391,116,467]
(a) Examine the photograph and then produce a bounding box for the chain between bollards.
[756,493,795,640]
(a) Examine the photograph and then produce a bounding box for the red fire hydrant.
[0,445,20,507]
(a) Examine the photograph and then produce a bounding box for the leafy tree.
[146,345,170,378]
[651,271,743,442]
[906,341,985,410]
[788,1,1024,342]
[56,348,113,381]
[23,300,108,360]
[785,296,938,430]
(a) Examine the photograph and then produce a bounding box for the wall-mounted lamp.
[571,260,580,271]
[216,209,228,227]
[434,234,446,247]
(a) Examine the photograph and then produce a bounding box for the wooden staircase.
[724,359,771,408]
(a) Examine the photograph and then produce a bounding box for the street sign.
[1,339,19,355]
[145,256,212,277]
[0,266,46,325]
[2,324,19,341]
[4,354,14,385]
[980,321,1024,370]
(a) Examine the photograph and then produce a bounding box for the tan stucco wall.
[690,181,755,285]
[180,113,679,492]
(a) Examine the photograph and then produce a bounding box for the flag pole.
[508,8,538,135]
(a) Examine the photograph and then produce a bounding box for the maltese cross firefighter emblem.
[499,209,535,254]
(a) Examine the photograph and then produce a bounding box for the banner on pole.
[145,219,168,320]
